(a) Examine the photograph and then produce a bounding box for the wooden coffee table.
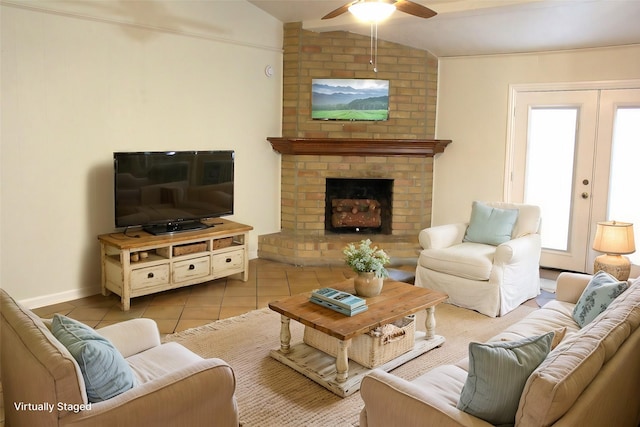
[268,280,448,397]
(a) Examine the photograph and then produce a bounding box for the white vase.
[354,272,384,297]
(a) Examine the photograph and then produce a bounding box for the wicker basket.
[211,237,233,250]
[172,242,207,256]
[303,316,415,368]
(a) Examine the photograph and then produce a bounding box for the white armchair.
[415,201,542,317]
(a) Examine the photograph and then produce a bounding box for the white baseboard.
[20,286,102,309]
[23,254,258,309]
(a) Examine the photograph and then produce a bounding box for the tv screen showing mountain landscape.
[312,79,389,121]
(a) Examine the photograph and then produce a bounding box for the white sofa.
[360,272,640,426]
[415,202,541,317]
[1,289,239,427]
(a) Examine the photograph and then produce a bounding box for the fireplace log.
[331,199,382,228]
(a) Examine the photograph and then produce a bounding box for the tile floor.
[32,259,560,335]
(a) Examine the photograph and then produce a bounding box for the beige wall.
[1,1,283,305]
[433,44,640,227]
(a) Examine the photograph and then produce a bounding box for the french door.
[593,89,640,268]
[508,84,640,272]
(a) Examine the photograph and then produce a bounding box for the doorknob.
[581,192,589,199]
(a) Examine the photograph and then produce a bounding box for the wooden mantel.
[267,137,452,157]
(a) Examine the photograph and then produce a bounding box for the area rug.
[536,290,557,307]
[164,302,536,427]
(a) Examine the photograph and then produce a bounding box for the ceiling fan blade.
[322,2,357,20]
[394,0,437,19]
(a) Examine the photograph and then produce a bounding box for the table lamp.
[592,221,635,281]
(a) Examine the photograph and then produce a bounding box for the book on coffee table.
[309,296,368,316]
[311,288,366,310]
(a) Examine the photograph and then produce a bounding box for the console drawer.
[212,250,244,274]
[130,264,170,290]
[173,256,211,283]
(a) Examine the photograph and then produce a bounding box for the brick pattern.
[281,154,433,236]
[282,23,438,139]
[258,231,421,267]
[259,153,432,265]
[259,23,438,265]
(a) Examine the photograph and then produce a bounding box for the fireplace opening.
[325,178,393,234]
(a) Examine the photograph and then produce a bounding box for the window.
[525,108,578,251]
[607,107,640,264]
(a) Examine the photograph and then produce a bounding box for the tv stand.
[98,218,253,310]
[143,220,209,235]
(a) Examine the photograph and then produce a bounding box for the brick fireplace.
[259,25,448,266]
[258,138,451,266]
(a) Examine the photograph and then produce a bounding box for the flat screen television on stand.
[114,150,234,235]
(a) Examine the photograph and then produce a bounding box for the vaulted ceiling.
[248,0,640,57]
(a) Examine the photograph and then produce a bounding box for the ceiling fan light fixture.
[348,1,396,22]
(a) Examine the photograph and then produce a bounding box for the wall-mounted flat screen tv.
[312,78,389,121]
[114,150,234,235]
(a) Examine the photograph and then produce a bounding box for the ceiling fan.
[322,0,437,21]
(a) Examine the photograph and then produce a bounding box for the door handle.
[581,192,589,199]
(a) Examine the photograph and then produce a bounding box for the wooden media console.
[98,218,252,310]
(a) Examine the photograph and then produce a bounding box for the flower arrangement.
[343,239,390,278]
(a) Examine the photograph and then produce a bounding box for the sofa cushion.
[500,327,566,351]
[52,314,136,402]
[127,341,203,384]
[409,363,469,413]
[490,300,580,343]
[457,331,553,426]
[572,270,628,327]
[463,201,519,246]
[418,242,495,281]
[516,280,640,426]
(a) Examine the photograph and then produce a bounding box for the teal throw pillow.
[52,314,136,402]
[457,332,553,426]
[463,201,519,246]
[572,270,628,328]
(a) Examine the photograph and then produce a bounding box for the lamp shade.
[592,221,636,254]
[349,0,396,22]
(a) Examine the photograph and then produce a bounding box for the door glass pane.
[607,107,640,264]
[524,108,578,251]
